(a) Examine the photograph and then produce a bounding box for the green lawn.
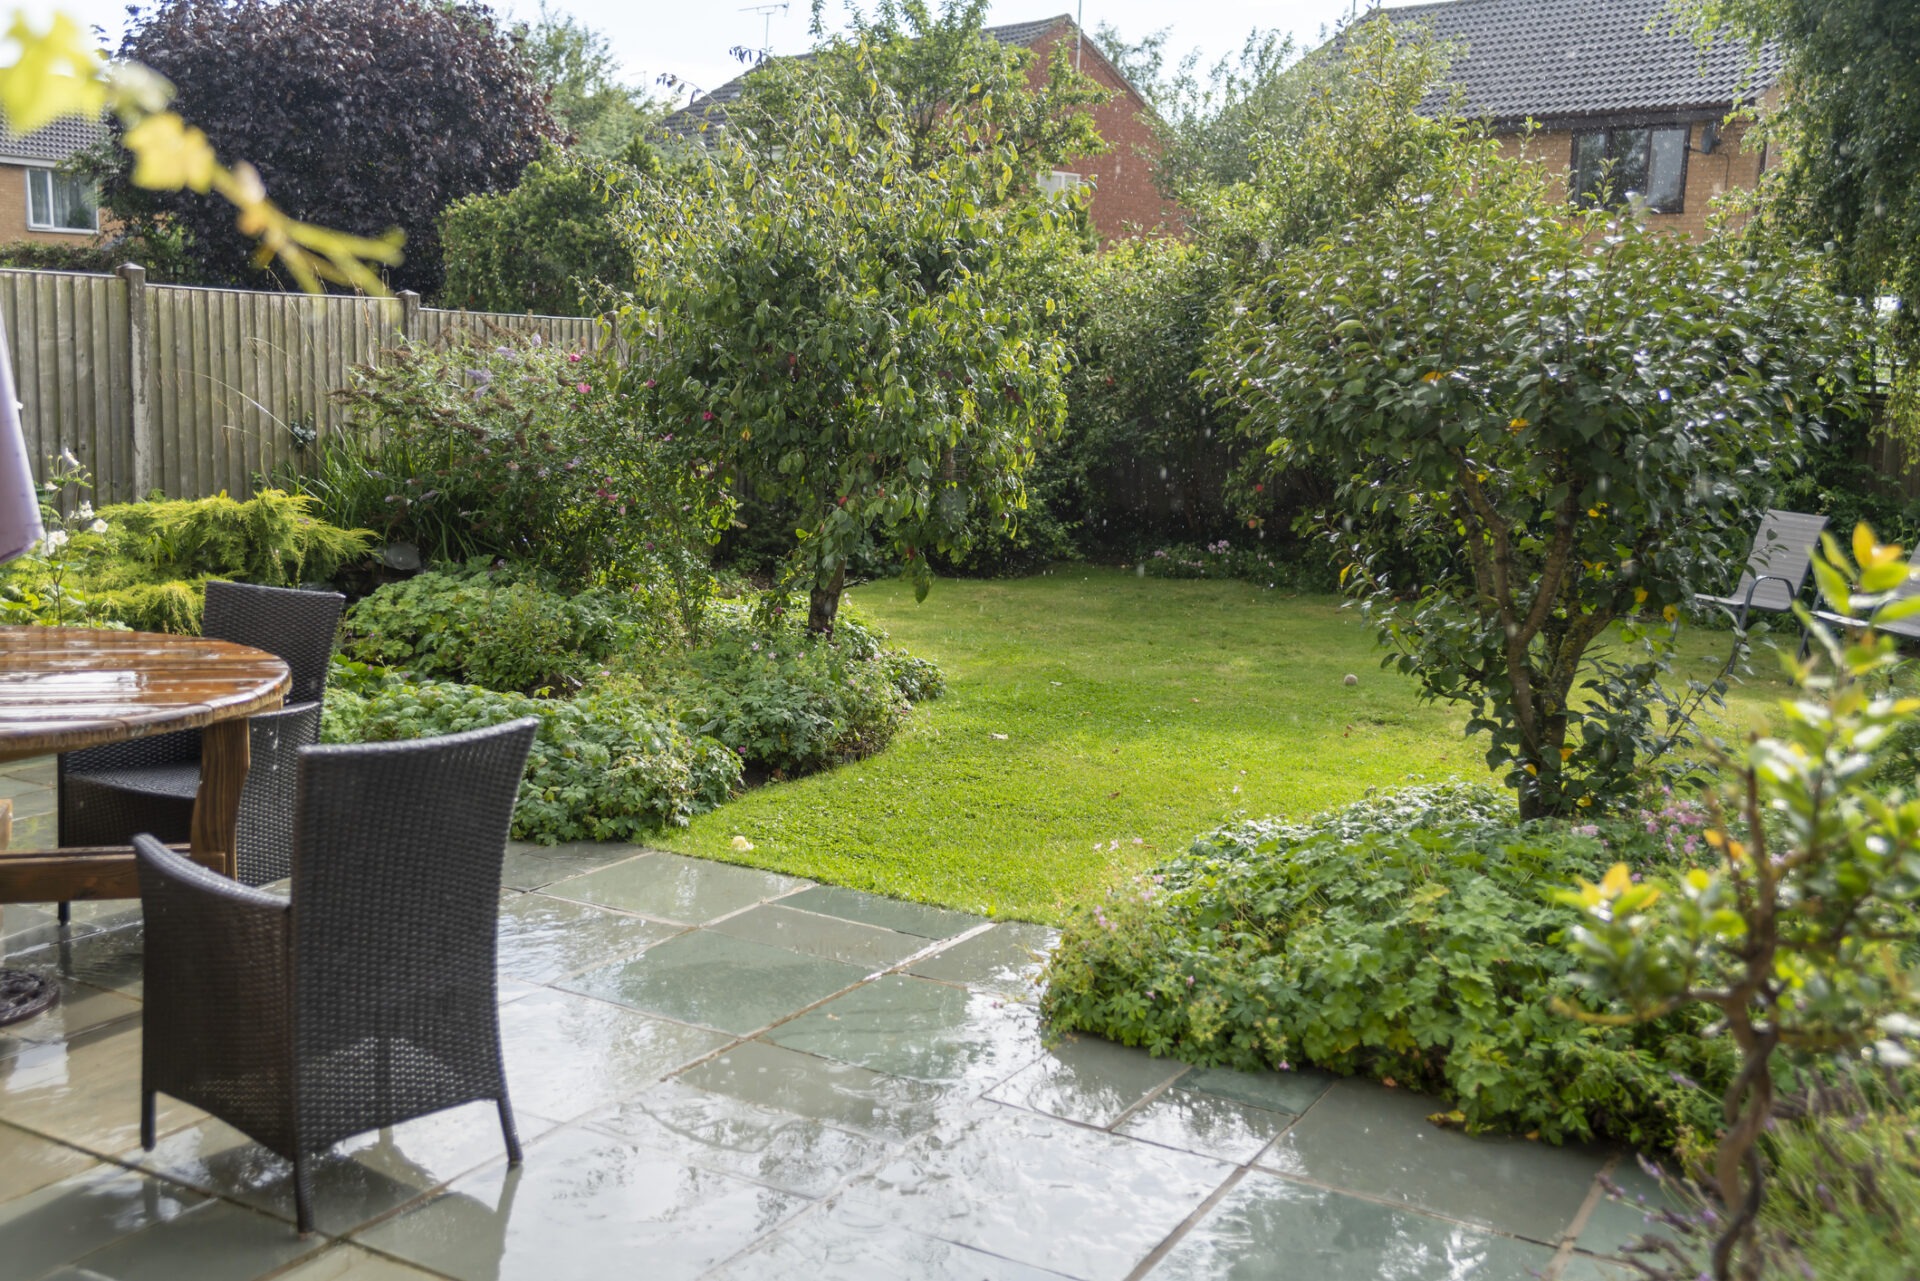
[658,568,1793,923]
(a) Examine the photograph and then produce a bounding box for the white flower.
[44,529,68,549]
[57,447,80,469]
[76,501,93,519]
[88,518,107,534]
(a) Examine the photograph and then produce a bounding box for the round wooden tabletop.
[0,627,290,761]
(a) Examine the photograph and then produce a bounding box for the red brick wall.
[1025,24,1178,242]
[1496,117,1767,240]
[0,163,104,246]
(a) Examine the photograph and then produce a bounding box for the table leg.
[190,718,250,881]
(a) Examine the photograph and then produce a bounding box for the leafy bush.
[1040,782,1733,1152]
[322,669,739,842]
[1136,539,1336,591]
[296,331,729,617]
[661,604,943,777]
[438,146,635,316]
[340,568,632,695]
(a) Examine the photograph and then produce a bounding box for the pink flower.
[568,352,582,363]
[702,411,716,421]
[576,382,591,394]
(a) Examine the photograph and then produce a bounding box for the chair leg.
[57,901,69,926]
[140,1089,156,1150]
[293,1153,315,1236]
[498,1096,523,1165]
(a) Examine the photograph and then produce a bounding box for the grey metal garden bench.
[133,717,539,1235]
[1694,508,1829,630]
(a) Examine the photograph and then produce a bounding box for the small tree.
[1206,138,1863,818]
[109,0,557,294]
[518,5,660,161]
[1560,524,1920,1280]
[620,51,1072,634]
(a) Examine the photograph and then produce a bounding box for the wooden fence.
[0,266,603,504]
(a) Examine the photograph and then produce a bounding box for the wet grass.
[658,568,1792,924]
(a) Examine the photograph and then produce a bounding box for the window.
[26,167,98,233]
[1570,126,1688,213]
[1036,170,1083,198]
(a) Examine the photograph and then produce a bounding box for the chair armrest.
[1741,574,1802,612]
[135,834,291,917]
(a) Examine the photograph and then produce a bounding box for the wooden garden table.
[0,626,289,902]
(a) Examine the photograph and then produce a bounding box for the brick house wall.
[1495,117,1766,239]
[1024,22,1177,242]
[0,161,103,245]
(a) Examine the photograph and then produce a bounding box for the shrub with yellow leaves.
[1559,523,1920,1281]
[0,11,398,292]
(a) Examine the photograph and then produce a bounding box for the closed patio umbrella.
[0,309,42,564]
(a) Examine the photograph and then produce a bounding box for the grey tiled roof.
[1377,0,1782,122]
[0,115,108,165]
[660,13,1073,140]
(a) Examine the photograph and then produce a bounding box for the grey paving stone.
[355,1125,809,1281]
[0,1166,202,1281]
[711,1203,1081,1280]
[774,886,985,940]
[495,892,678,983]
[908,923,1058,998]
[985,1033,1186,1127]
[561,930,866,1035]
[1181,1064,1336,1116]
[545,853,807,925]
[497,987,731,1121]
[834,1102,1233,1281]
[1259,1080,1608,1244]
[674,1040,952,1143]
[1147,1171,1557,1280]
[1118,1088,1296,1165]
[588,1080,892,1198]
[710,903,927,971]
[766,974,1041,1090]
[65,1197,323,1280]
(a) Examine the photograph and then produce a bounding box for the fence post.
[398,290,420,344]
[117,263,152,500]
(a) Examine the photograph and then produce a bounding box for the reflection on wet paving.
[0,757,1641,1279]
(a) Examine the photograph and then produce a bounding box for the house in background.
[0,116,106,245]
[659,14,1175,242]
[1378,0,1781,238]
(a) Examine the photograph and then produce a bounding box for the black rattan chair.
[134,717,539,1235]
[58,581,345,911]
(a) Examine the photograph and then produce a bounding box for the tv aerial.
[739,2,789,60]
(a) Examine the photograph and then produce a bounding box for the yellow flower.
[1588,508,1601,518]
[1560,746,1574,762]
[1422,370,1446,384]
[1577,796,1592,808]
[1524,763,1538,776]
[1508,416,1529,431]
[1662,604,1678,623]
[1634,588,1648,605]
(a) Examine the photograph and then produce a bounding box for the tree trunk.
[807,563,846,636]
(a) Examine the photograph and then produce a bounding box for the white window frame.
[24,164,99,234]
[1036,169,1083,198]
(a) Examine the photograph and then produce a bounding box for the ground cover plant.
[659,570,1794,921]
[1039,780,1736,1152]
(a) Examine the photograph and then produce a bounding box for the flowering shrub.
[297,331,730,619]
[1041,782,1735,1151]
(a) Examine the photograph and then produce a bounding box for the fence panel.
[0,266,601,503]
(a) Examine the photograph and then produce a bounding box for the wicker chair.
[134,717,539,1235]
[58,581,345,910]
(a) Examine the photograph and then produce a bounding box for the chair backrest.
[1734,509,1829,613]
[287,718,537,1083]
[202,580,345,706]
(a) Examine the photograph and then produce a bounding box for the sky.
[24,0,1372,109]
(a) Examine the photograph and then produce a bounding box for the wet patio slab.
[0,758,1655,1280]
